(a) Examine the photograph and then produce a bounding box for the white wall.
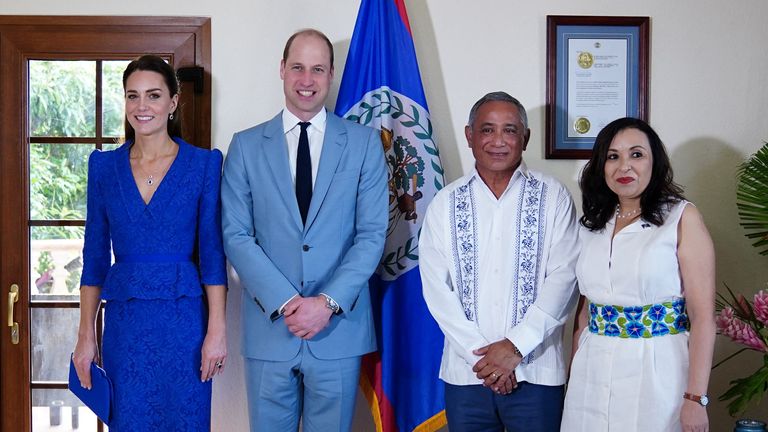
[3,0,767,430]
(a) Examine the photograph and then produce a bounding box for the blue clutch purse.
[68,354,113,425]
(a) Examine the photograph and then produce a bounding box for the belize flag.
[334,0,447,431]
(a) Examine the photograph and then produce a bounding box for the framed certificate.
[545,15,649,159]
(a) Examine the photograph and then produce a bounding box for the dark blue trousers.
[445,382,564,432]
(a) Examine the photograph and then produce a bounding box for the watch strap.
[683,392,708,406]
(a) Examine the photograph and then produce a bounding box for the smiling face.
[124,70,178,139]
[465,100,530,182]
[603,127,654,204]
[280,33,334,121]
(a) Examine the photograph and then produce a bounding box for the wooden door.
[0,16,211,432]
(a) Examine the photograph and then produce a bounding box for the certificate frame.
[545,15,649,159]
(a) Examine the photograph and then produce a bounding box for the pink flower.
[754,290,768,326]
[716,307,768,352]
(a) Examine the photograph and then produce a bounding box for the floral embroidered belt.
[588,298,689,338]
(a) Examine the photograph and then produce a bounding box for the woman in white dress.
[561,118,716,432]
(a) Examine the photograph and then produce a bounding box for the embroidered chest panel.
[449,176,548,330]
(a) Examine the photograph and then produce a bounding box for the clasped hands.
[472,339,522,395]
[284,295,333,340]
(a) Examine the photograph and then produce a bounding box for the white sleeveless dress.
[561,201,690,432]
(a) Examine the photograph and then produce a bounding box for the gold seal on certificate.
[574,117,591,134]
[577,51,594,69]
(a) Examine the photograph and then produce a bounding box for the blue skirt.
[102,295,211,431]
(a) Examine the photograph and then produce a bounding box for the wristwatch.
[321,294,340,314]
[683,392,709,407]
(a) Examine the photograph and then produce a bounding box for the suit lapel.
[263,113,304,230]
[305,113,347,231]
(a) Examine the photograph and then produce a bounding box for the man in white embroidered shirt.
[420,91,579,431]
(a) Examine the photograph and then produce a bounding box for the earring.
[169,113,174,120]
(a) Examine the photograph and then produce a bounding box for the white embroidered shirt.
[420,162,579,386]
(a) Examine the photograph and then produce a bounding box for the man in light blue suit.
[221,29,388,432]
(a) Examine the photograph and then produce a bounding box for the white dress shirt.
[282,108,327,188]
[420,162,579,386]
[278,108,330,314]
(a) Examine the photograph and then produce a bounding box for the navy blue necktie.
[295,122,312,225]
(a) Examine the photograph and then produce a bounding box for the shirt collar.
[463,159,530,188]
[282,108,327,134]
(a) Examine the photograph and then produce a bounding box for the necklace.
[131,140,177,187]
[616,206,641,220]
[135,162,170,186]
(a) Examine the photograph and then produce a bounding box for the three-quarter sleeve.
[197,149,228,286]
[80,151,112,286]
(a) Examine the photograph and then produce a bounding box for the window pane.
[32,388,103,432]
[29,61,96,138]
[30,227,85,297]
[103,60,131,138]
[29,143,92,221]
[31,308,79,382]
[102,142,123,152]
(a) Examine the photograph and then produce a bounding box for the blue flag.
[335,1,446,431]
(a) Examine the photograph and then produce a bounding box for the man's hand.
[284,296,333,340]
[472,339,523,388]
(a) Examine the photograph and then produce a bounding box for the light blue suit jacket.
[221,111,388,361]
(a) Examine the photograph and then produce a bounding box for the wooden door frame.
[0,16,211,431]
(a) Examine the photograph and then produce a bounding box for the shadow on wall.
[328,38,350,115]
[671,137,768,429]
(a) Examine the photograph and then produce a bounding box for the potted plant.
[34,251,55,294]
[715,142,768,416]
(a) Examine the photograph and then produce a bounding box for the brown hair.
[122,55,182,141]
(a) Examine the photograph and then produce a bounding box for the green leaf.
[718,356,768,416]
[347,115,360,123]
[736,142,768,255]
[411,105,420,123]
[434,177,443,190]
[383,265,396,276]
[394,95,404,112]
[617,317,627,327]
[384,251,396,263]
[401,120,417,128]
[664,315,675,324]
[414,131,430,140]
[424,145,439,156]
[431,161,444,175]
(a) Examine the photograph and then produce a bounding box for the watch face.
[699,395,709,406]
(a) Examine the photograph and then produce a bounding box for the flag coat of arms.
[335,0,446,431]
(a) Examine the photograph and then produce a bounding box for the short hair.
[579,117,685,230]
[467,91,528,129]
[122,55,182,141]
[282,29,334,68]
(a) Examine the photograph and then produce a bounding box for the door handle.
[8,284,19,344]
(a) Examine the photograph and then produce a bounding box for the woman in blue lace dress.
[73,55,227,431]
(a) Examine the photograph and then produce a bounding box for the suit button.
[302,245,310,251]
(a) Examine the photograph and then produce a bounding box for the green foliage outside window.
[29,60,127,240]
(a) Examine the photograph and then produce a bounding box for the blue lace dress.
[80,138,227,431]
